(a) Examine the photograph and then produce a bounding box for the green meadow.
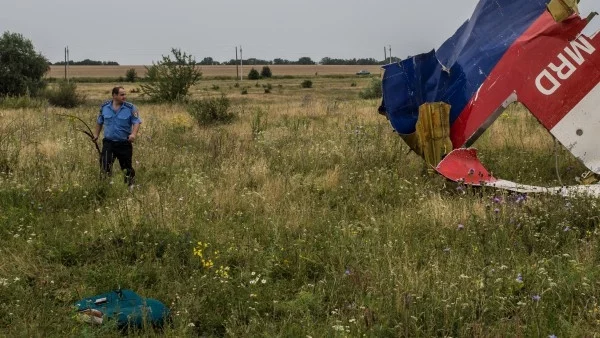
[1,76,599,337]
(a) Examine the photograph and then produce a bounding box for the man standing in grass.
[92,86,141,189]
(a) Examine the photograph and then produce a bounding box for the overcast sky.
[1,0,599,65]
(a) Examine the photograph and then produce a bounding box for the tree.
[0,31,49,96]
[273,58,291,65]
[260,66,272,78]
[125,68,137,82]
[140,48,202,102]
[297,57,315,65]
[248,68,260,80]
[198,57,217,65]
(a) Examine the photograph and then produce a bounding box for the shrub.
[350,82,357,87]
[141,48,202,102]
[45,81,86,108]
[241,89,248,95]
[187,95,235,126]
[301,80,313,88]
[125,68,138,82]
[0,31,49,97]
[248,68,260,80]
[359,78,382,99]
[260,66,272,78]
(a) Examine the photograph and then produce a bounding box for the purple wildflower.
[532,294,541,302]
[344,268,351,276]
[515,194,527,204]
[563,226,571,232]
[457,224,464,230]
[516,273,523,283]
[492,196,502,204]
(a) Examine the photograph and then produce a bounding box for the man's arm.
[128,123,140,143]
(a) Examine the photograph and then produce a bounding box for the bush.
[0,31,49,96]
[241,89,248,95]
[141,48,202,102]
[187,95,235,126]
[248,68,260,80]
[359,78,382,99]
[301,80,313,88]
[260,66,272,78]
[45,81,86,108]
[125,68,137,82]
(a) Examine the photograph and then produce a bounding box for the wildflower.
[494,208,500,214]
[456,185,465,192]
[548,335,557,338]
[187,322,195,327]
[443,247,451,253]
[457,224,464,230]
[516,273,523,283]
[492,196,502,204]
[332,325,345,332]
[532,295,541,302]
[261,279,267,284]
[563,226,571,232]
[344,268,351,275]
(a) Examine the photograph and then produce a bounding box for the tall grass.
[0,80,598,337]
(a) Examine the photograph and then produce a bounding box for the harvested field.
[47,65,384,78]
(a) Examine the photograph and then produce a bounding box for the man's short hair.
[112,86,125,96]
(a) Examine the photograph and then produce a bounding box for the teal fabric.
[74,289,169,329]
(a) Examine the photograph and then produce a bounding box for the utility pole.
[388,45,392,64]
[66,46,70,82]
[64,47,67,80]
[240,45,243,81]
[384,46,387,64]
[235,46,239,80]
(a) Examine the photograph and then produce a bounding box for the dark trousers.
[100,139,135,185]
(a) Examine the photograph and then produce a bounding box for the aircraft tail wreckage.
[380,0,600,196]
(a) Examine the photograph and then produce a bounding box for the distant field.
[47,65,384,78]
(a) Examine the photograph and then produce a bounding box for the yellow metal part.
[580,171,600,185]
[547,0,579,22]
[415,102,453,169]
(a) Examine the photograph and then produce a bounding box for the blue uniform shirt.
[97,100,142,141]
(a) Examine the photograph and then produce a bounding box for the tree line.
[194,56,401,66]
[49,56,403,66]
[52,59,119,66]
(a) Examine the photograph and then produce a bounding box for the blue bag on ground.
[74,289,170,329]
